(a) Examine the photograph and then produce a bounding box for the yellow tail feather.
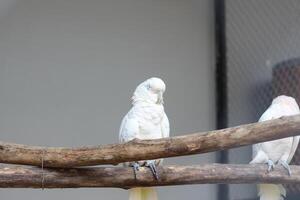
[258,184,286,200]
[129,187,158,200]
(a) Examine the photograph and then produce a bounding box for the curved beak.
[157,92,164,104]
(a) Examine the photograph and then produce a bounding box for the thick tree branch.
[1,164,300,188]
[1,115,300,167]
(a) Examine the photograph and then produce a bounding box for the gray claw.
[131,162,140,179]
[279,160,291,176]
[146,161,159,180]
[267,160,275,172]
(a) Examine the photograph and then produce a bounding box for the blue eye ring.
[146,83,151,90]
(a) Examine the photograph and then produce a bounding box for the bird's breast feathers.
[132,103,165,123]
[127,104,165,140]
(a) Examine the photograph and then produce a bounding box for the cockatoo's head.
[132,77,166,105]
[272,95,299,110]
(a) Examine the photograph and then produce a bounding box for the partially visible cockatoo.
[250,95,300,200]
[119,77,170,200]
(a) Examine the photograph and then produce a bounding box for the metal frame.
[214,0,229,200]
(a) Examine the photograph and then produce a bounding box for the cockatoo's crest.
[131,77,166,105]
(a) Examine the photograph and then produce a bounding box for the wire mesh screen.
[225,0,300,199]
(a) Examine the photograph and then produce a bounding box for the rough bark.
[0,115,300,168]
[0,164,300,188]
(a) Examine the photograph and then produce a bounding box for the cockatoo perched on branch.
[119,77,170,200]
[250,95,300,200]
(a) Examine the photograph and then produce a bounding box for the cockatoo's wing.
[119,111,140,143]
[257,103,300,163]
[252,105,275,160]
[161,113,170,138]
[287,104,300,163]
[287,136,300,163]
[252,143,262,160]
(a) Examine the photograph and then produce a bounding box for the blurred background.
[0,0,299,200]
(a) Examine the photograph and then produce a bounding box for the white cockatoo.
[250,95,300,200]
[119,77,170,200]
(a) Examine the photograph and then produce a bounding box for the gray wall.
[0,0,216,200]
[226,1,300,199]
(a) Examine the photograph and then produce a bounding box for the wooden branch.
[1,115,300,167]
[1,164,300,188]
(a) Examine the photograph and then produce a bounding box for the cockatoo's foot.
[267,160,275,172]
[146,160,159,180]
[279,160,291,176]
[131,162,140,179]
